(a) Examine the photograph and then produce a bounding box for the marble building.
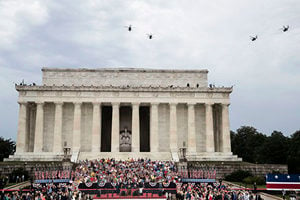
[9,68,241,162]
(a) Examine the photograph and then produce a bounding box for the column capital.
[151,102,159,106]
[73,102,82,106]
[169,102,177,107]
[187,103,196,107]
[18,101,27,105]
[35,101,44,105]
[205,103,214,107]
[92,102,101,106]
[131,102,140,107]
[111,102,120,107]
[54,101,64,106]
[222,103,230,107]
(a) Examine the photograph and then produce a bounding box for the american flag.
[266,174,300,191]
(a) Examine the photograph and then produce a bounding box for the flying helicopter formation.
[124,24,291,41]
[124,24,154,39]
[250,25,290,42]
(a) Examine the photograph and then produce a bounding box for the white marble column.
[53,102,63,153]
[187,103,196,153]
[205,103,215,153]
[150,103,159,152]
[16,101,27,153]
[111,102,120,152]
[221,103,231,153]
[72,102,82,152]
[169,103,178,152]
[92,102,101,152]
[34,102,44,153]
[131,103,140,152]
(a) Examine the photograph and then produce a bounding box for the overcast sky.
[0,0,299,140]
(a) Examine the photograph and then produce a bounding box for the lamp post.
[179,147,187,162]
[63,147,71,161]
[179,142,187,162]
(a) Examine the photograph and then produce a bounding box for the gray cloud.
[0,0,300,140]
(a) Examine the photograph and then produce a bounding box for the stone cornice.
[15,85,233,93]
[42,67,209,74]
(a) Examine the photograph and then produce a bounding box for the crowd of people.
[176,183,262,200]
[1,184,93,200]
[0,158,265,200]
[73,158,178,185]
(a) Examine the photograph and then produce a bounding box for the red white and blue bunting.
[111,182,116,187]
[85,181,93,187]
[149,182,157,187]
[98,181,106,187]
[163,182,170,187]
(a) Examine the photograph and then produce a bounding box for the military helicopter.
[147,33,153,39]
[124,25,133,32]
[281,25,289,32]
[250,35,258,41]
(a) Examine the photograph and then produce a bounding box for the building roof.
[42,67,209,73]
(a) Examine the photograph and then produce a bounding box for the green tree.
[231,126,267,163]
[0,137,16,161]
[287,130,300,173]
[260,131,289,164]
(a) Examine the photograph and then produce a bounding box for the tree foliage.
[231,127,300,173]
[231,126,266,163]
[287,131,300,173]
[260,131,289,164]
[0,137,16,161]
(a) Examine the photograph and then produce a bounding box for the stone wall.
[0,161,74,178]
[42,68,208,88]
[0,161,287,181]
[188,161,288,179]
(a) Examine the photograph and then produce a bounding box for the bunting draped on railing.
[34,170,74,180]
[178,168,217,179]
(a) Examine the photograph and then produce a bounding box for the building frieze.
[17,85,230,100]
[16,85,232,93]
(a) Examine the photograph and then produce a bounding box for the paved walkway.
[259,192,282,200]
[224,181,282,200]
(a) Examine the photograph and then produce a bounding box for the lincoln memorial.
[9,68,241,162]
